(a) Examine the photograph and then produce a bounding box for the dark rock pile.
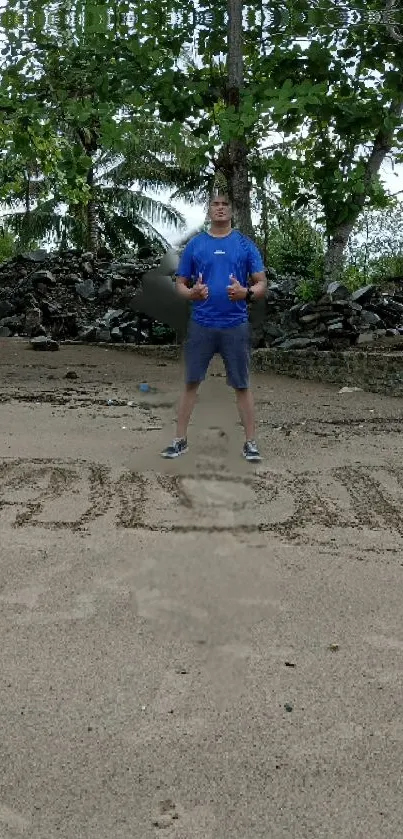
[3,250,403,353]
[258,279,403,350]
[0,248,176,346]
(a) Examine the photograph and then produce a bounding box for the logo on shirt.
[214,249,226,255]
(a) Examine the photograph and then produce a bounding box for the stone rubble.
[1,250,403,351]
[0,248,177,348]
[256,276,403,350]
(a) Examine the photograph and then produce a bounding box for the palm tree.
[0,121,208,255]
[0,162,186,256]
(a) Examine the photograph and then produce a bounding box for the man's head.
[208,193,232,226]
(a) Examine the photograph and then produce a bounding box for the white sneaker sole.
[243,451,261,463]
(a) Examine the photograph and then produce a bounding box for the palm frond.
[0,178,50,213]
[98,204,171,253]
[118,214,172,250]
[97,205,129,253]
[97,125,206,196]
[1,197,89,250]
[99,185,186,230]
[2,197,60,242]
[169,173,212,203]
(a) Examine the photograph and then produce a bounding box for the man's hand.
[227,274,247,301]
[189,273,208,301]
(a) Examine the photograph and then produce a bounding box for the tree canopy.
[1,0,403,275]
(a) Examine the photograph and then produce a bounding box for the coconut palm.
[0,163,185,256]
[0,120,209,254]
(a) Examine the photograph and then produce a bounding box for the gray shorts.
[185,320,251,389]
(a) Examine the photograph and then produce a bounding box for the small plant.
[295,276,323,302]
[0,227,16,263]
[258,210,325,284]
[342,265,367,291]
[369,253,403,283]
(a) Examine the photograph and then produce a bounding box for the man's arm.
[175,240,197,299]
[176,275,193,300]
[245,238,268,300]
[176,274,208,301]
[249,270,267,300]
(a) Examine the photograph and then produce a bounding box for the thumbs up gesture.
[190,273,208,300]
[227,273,246,301]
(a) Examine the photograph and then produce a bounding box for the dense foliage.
[1,0,403,278]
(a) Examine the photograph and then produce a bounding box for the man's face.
[209,196,232,224]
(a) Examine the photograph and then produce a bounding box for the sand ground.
[1,337,403,839]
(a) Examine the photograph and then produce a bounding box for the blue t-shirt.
[176,230,265,328]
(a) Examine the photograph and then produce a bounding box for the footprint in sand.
[152,801,216,836]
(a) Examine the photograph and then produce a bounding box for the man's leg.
[176,382,199,439]
[234,387,256,440]
[219,322,261,461]
[161,322,216,458]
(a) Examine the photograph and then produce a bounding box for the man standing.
[161,193,267,463]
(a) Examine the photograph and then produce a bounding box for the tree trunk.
[86,164,98,254]
[25,170,31,217]
[323,222,355,283]
[225,0,254,238]
[260,183,269,262]
[324,91,403,283]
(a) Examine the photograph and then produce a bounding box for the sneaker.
[242,440,261,463]
[161,438,188,459]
